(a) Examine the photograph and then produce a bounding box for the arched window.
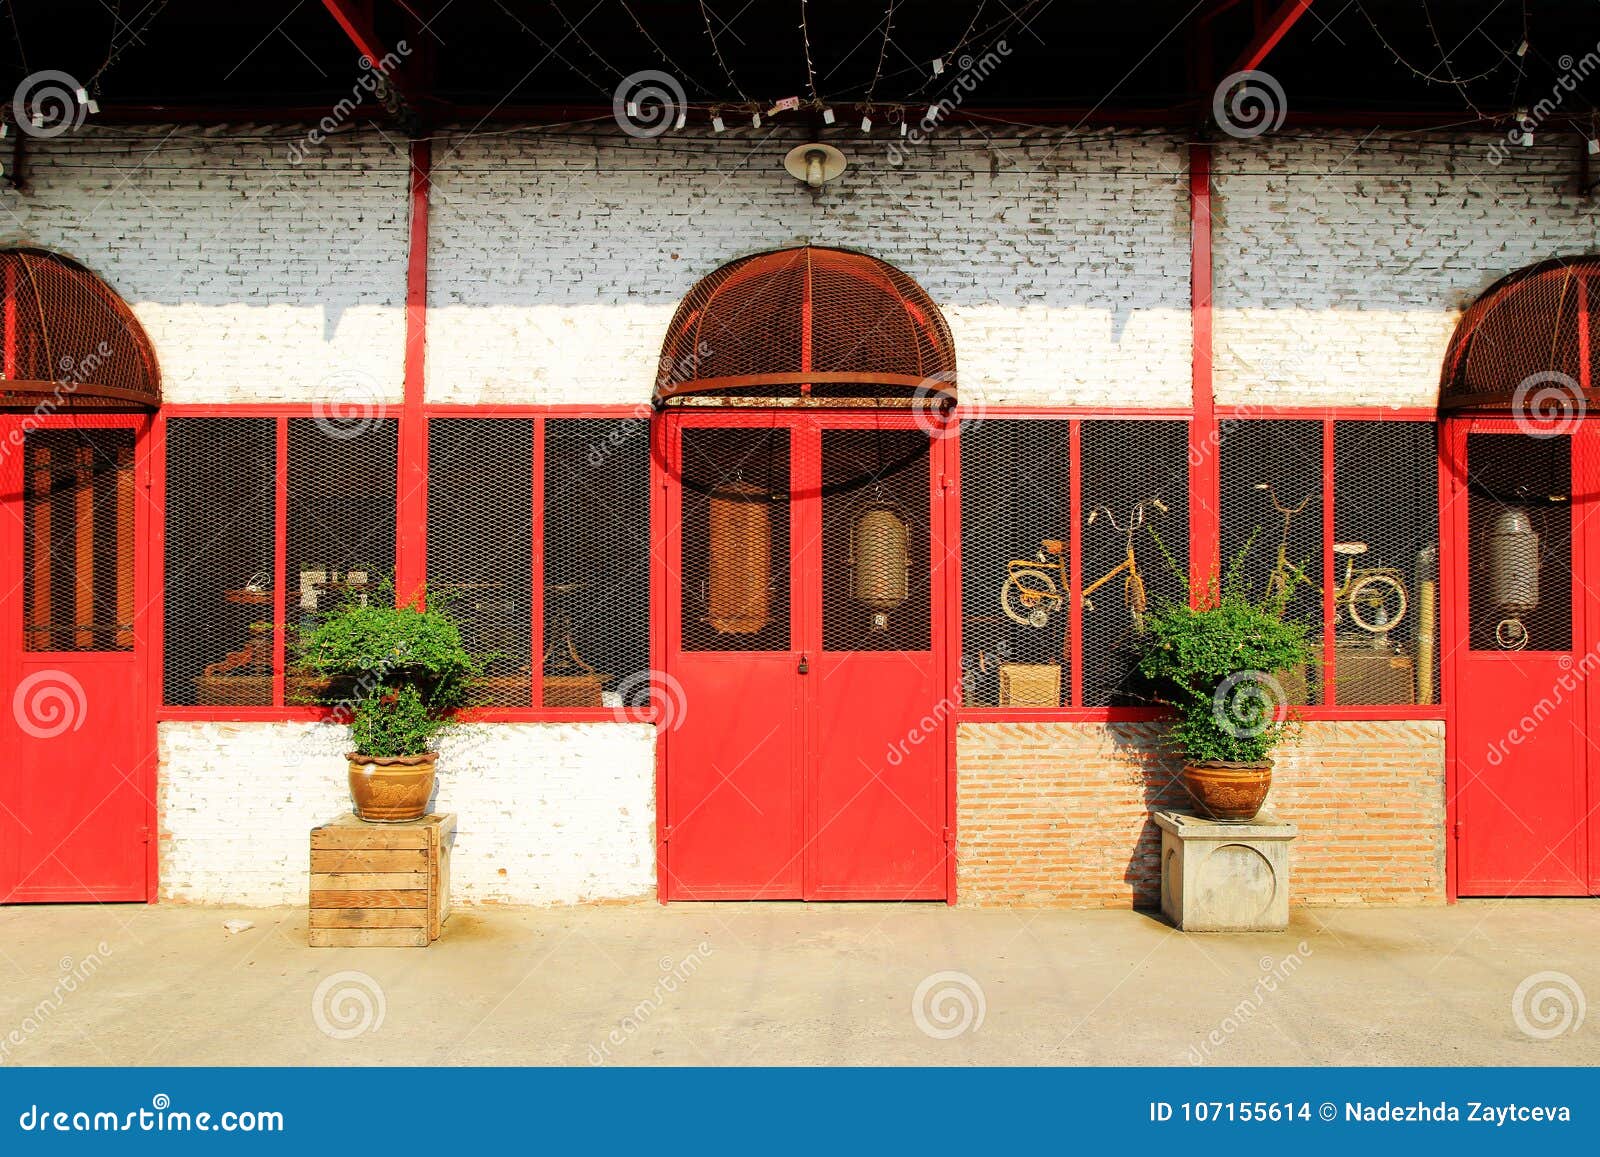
[1440,256,1597,412]
[0,247,160,409]
[656,245,956,408]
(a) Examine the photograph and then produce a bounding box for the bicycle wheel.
[1346,572,1408,634]
[1001,569,1060,627]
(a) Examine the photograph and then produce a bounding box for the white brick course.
[157,721,655,906]
[426,128,1193,408]
[1213,133,1600,408]
[0,125,408,405]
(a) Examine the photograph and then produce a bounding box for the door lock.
[798,654,809,675]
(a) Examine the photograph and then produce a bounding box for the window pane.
[821,428,931,653]
[1080,420,1188,707]
[285,418,398,700]
[1333,421,1439,704]
[960,419,1070,707]
[428,418,534,706]
[545,417,652,704]
[1467,432,1571,653]
[24,428,136,654]
[164,418,275,705]
[1219,420,1323,705]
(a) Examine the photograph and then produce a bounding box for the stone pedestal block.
[1155,810,1296,931]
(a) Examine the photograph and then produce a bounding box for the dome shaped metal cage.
[0,248,161,410]
[655,245,956,408]
[1440,256,1600,413]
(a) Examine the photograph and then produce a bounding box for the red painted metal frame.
[1439,418,1459,903]
[1227,0,1319,75]
[396,139,430,607]
[1189,145,1219,604]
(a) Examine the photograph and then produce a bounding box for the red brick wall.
[955,720,1445,908]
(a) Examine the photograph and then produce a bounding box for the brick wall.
[158,720,655,906]
[1213,133,1600,408]
[426,128,1192,408]
[0,125,408,405]
[956,720,1445,908]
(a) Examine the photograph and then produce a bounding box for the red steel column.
[1188,143,1220,601]
[396,137,431,607]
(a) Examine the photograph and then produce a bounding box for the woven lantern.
[706,481,771,634]
[851,496,910,631]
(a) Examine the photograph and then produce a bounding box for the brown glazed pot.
[347,751,437,823]
[1181,760,1273,822]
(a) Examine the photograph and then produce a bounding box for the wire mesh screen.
[1332,421,1439,704]
[1442,259,1591,409]
[428,418,534,707]
[164,418,275,706]
[22,427,136,653]
[1219,420,1324,705]
[679,426,792,653]
[284,418,398,699]
[821,428,931,653]
[1467,432,1572,653]
[1080,420,1189,707]
[960,419,1070,707]
[543,418,652,707]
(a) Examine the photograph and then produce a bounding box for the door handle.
[798,654,809,675]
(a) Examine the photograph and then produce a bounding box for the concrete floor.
[0,900,1596,1066]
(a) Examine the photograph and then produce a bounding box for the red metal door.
[660,410,949,900]
[1447,416,1592,895]
[0,414,152,902]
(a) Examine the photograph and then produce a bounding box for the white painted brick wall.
[158,720,655,906]
[427,128,1192,408]
[0,125,408,405]
[1213,133,1600,408]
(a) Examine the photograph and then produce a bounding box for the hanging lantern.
[851,494,910,631]
[1485,507,1541,649]
[706,481,771,634]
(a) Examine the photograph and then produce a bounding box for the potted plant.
[297,588,482,823]
[1136,559,1319,822]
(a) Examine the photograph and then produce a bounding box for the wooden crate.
[308,813,455,948]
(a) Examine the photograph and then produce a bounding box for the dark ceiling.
[1,1,1596,130]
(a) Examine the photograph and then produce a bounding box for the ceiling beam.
[319,0,432,127]
[1227,0,1317,75]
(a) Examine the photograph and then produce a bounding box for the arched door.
[658,409,952,900]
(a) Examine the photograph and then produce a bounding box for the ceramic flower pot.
[347,751,437,822]
[1181,759,1272,822]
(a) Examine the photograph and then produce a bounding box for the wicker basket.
[998,662,1062,707]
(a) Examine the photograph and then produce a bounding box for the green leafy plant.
[1136,540,1320,764]
[296,585,483,758]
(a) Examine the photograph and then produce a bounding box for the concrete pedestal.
[1154,810,1296,932]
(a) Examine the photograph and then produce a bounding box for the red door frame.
[1442,414,1597,898]
[653,406,957,903]
[1,410,156,903]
